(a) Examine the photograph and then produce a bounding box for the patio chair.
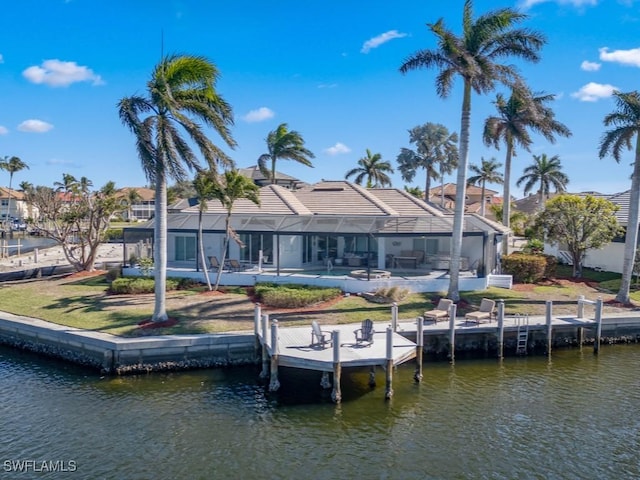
[354,319,375,345]
[225,259,245,272]
[208,256,221,270]
[311,320,332,349]
[423,298,453,324]
[465,298,496,325]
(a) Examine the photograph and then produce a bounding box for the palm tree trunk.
[5,173,13,233]
[480,180,486,217]
[616,134,640,303]
[425,172,432,202]
[502,141,514,255]
[213,213,231,291]
[271,157,277,185]
[152,166,169,322]
[447,80,472,302]
[440,165,445,208]
[198,209,212,290]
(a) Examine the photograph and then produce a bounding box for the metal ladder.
[516,314,529,355]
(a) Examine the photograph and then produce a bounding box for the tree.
[54,173,79,193]
[396,123,458,201]
[209,170,260,291]
[29,177,124,271]
[126,188,142,221]
[467,157,503,217]
[399,0,545,301]
[118,54,236,322]
[193,171,217,291]
[535,195,622,278]
[18,181,35,221]
[258,123,314,184]
[0,155,29,228]
[599,91,640,304]
[516,153,568,205]
[345,149,394,187]
[484,87,571,252]
[404,185,424,199]
[488,202,528,235]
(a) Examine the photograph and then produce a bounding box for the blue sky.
[1,0,639,198]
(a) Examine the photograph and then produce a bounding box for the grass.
[0,267,634,336]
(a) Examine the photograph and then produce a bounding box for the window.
[175,236,196,261]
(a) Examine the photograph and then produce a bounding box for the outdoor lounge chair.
[225,259,245,272]
[354,319,375,345]
[311,320,332,349]
[465,298,496,325]
[209,256,221,270]
[423,298,453,324]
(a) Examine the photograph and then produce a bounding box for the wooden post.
[259,313,270,379]
[577,326,584,348]
[391,302,398,332]
[414,317,424,382]
[254,303,261,361]
[385,327,394,399]
[269,319,280,391]
[577,295,585,319]
[594,297,603,355]
[448,303,457,364]
[546,300,553,357]
[497,300,505,360]
[331,330,342,403]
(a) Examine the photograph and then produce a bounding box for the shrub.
[105,267,121,283]
[254,283,342,308]
[103,228,124,242]
[501,254,546,283]
[541,254,557,279]
[176,277,203,290]
[373,286,410,302]
[109,277,179,294]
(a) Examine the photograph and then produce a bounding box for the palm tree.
[467,157,503,217]
[396,123,458,201]
[258,123,314,184]
[18,181,35,221]
[0,156,29,228]
[118,54,236,322]
[345,149,394,187]
[210,170,260,291]
[599,91,640,304]
[193,171,217,291]
[399,0,545,301]
[484,87,571,252]
[516,153,568,205]
[126,188,142,221]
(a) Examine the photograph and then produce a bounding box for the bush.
[254,282,342,308]
[105,267,121,283]
[501,254,547,283]
[541,254,557,279]
[109,277,179,294]
[176,277,203,290]
[373,286,410,302]
[104,228,124,242]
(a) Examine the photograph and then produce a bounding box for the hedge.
[501,254,547,284]
[110,277,180,294]
[254,283,342,308]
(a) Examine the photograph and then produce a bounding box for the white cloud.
[0,126,7,135]
[22,59,104,87]
[580,60,601,71]
[519,0,597,8]
[323,142,351,156]
[17,119,54,133]
[599,47,640,67]
[242,107,274,123]
[361,30,407,54]
[571,82,618,101]
[46,158,76,166]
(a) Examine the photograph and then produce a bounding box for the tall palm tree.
[193,171,217,291]
[516,153,568,205]
[484,87,571,252]
[126,188,142,221]
[399,0,545,301]
[0,156,29,228]
[467,157,503,217]
[396,123,458,201]
[599,90,640,304]
[118,54,236,322]
[18,181,35,221]
[210,170,260,291]
[345,149,394,187]
[258,123,314,184]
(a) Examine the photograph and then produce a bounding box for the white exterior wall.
[277,235,301,268]
[545,242,625,273]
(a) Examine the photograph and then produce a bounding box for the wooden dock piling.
[497,300,505,360]
[414,317,423,382]
[260,313,269,379]
[385,327,394,400]
[269,320,280,392]
[331,330,341,403]
[448,303,457,364]
[594,298,603,355]
[546,300,553,356]
[254,303,261,361]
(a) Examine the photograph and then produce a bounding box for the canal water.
[1,344,639,479]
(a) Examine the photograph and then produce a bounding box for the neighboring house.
[124,181,508,289]
[428,183,500,216]
[116,187,155,221]
[238,165,308,190]
[0,188,32,220]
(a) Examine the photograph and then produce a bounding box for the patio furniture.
[423,298,453,324]
[465,298,496,325]
[225,259,246,272]
[208,256,221,270]
[354,319,375,345]
[349,269,391,279]
[311,321,332,349]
